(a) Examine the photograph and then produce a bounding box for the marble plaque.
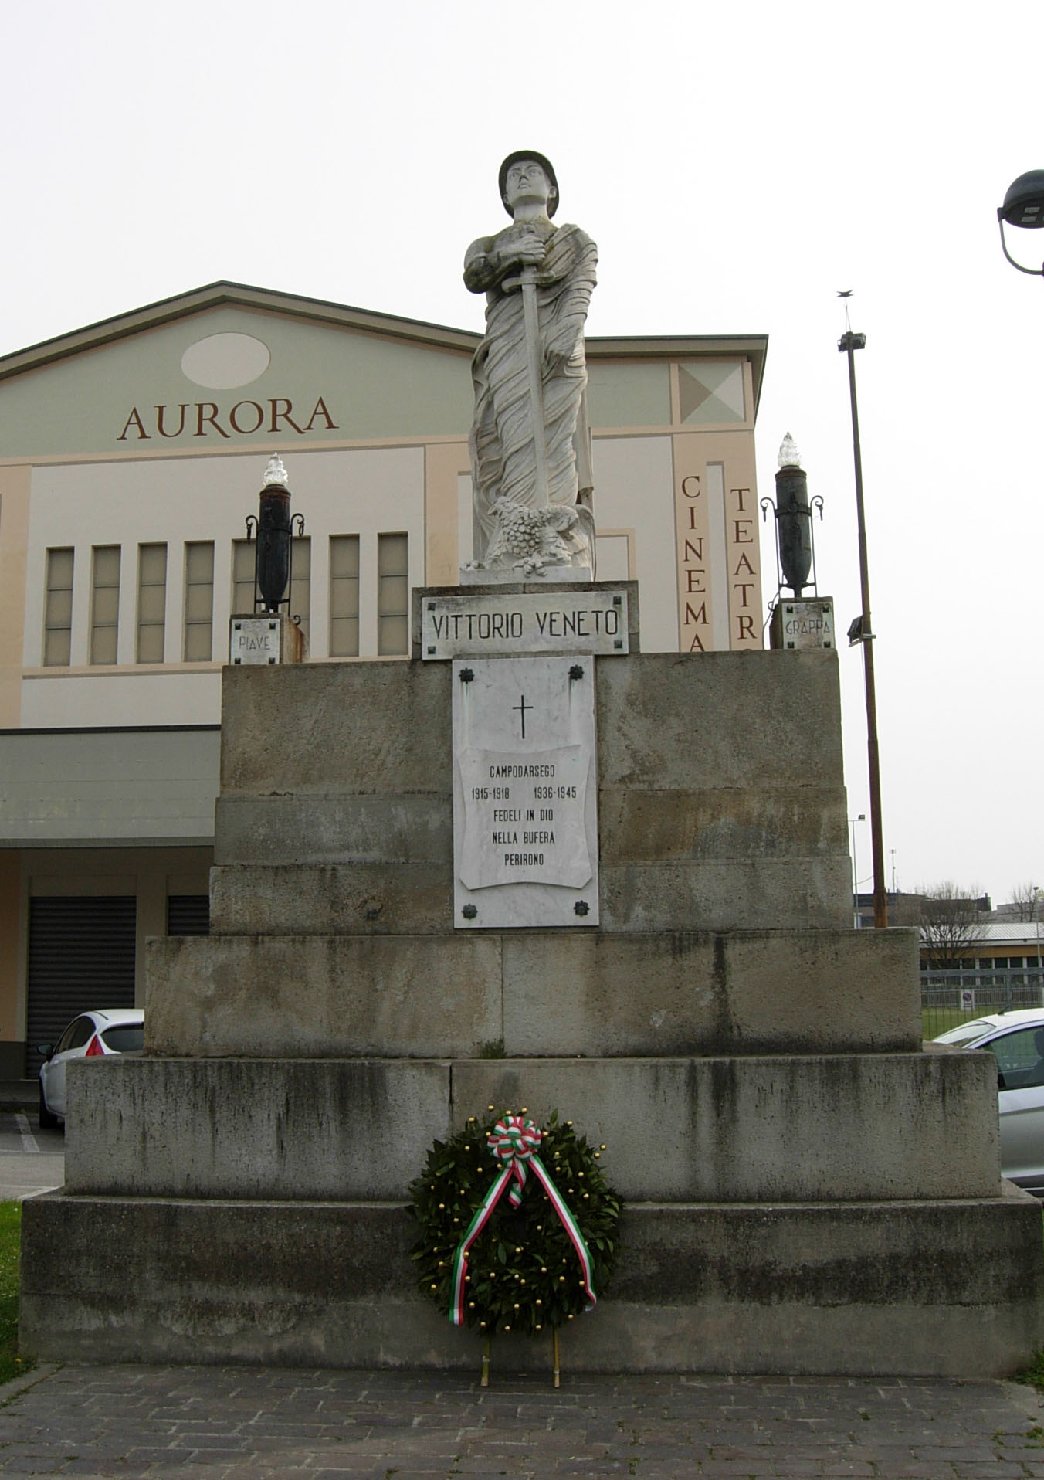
[229,616,281,665]
[458,746,590,889]
[770,598,835,651]
[453,656,598,928]
[423,590,628,659]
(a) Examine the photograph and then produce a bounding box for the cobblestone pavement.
[0,1365,1043,1479]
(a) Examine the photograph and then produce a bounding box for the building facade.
[0,281,768,1076]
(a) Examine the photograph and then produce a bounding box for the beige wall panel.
[456,474,474,567]
[0,309,473,460]
[0,467,30,725]
[595,531,634,581]
[21,671,221,729]
[673,440,716,652]
[714,429,762,650]
[672,430,763,652]
[591,436,676,652]
[423,443,469,587]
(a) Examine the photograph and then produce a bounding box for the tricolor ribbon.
[449,1114,597,1326]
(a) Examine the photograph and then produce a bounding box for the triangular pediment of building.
[0,281,767,460]
[0,281,483,378]
[0,282,486,459]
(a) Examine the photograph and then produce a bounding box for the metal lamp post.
[838,324,888,929]
[996,182,1043,979]
[997,170,1044,276]
[849,812,866,928]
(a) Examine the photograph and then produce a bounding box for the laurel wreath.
[409,1109,622,1337]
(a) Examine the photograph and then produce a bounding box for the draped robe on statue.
[464,219,598,571]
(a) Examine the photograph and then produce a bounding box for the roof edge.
[0,281,768,410]
[0,281,481,381]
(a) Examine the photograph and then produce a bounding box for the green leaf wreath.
[409,1108,622,1336]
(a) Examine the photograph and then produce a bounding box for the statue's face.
[504,159,552,212]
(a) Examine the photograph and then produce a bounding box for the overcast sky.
[2,1,1041,906]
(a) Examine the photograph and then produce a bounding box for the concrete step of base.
[65,1051,1001,1203]
[20,1190,1044,1376]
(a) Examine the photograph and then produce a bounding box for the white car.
[37,1008,144,1129]
[934,1009,1044,1195]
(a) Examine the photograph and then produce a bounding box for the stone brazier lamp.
[775,434,813,595]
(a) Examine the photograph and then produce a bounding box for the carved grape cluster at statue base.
[471,499,584,576]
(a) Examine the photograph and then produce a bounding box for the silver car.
[934,1009,1044,1195]
[37,1008,144,1129]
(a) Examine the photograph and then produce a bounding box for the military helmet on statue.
[499,150,559,217]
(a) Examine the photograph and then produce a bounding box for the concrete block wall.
[211,650,853,933]
[146,926,922,1059]
[157,648,910,1064]
[210,855,856,935]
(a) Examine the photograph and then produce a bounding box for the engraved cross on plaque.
[512,693,533,739]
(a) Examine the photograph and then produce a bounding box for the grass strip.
[0,1202,32,1385]
[921,1006,981,1040]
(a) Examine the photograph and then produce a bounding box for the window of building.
[43,547,74,667]
[329,535,360,657]
[136,543,167,664]
[377,532,409,656]
[90,545,121,665]
[184,541,215,661]
[231,539,255,617]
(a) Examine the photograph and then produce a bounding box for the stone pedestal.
[20,625,1044,1375]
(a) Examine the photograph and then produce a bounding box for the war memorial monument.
[20,154,1044,1375]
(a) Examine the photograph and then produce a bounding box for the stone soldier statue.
[464,151,597,576]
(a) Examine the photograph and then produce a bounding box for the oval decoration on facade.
[180,333,271,390]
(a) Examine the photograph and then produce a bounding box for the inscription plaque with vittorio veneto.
[425,589,629,659]
[452,656,598,928]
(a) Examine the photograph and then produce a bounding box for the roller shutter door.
[25,896,136,1077]
[166,894,210,936]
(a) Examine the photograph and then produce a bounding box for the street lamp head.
[998,171,1044,276]
[998,170,1044,228]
